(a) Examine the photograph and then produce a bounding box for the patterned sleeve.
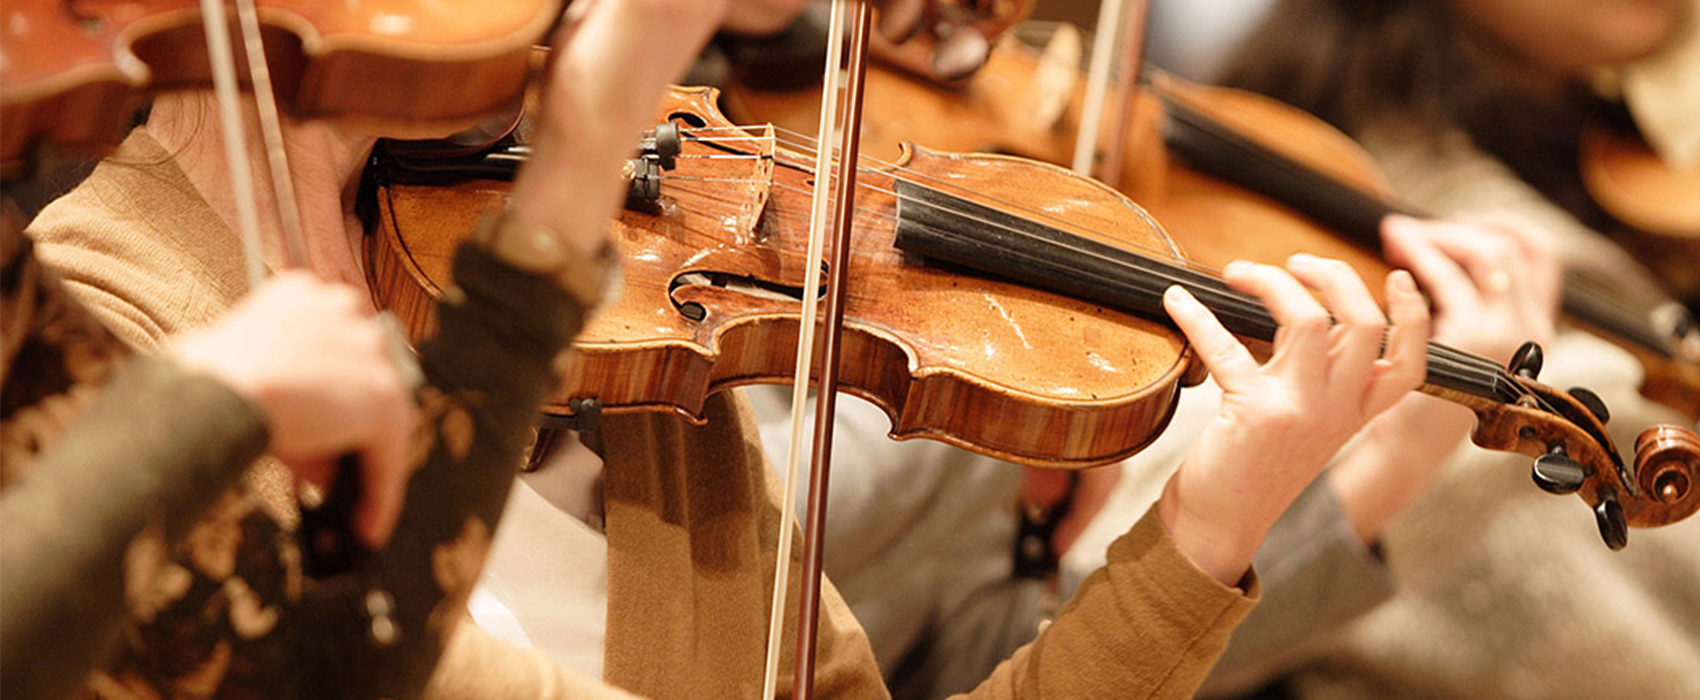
[297,241,587,700]
[78,242,587,700]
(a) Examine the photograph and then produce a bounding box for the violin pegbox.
[1462,353,1700,549]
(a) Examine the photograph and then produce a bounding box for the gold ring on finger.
[1484,269,1512,295]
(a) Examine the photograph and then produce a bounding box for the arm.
[950,258,1432,699]
[0,358,268,700]
[1,259,410,700]
[305,242,591,700]
[1198,215,1564,696]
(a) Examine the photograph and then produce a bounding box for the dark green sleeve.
[300,241,586,700]
[0,357,269,700]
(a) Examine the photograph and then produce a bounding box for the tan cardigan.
[32,129,1257,700]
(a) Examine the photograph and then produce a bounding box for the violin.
[0,0,554,178]
[723,31,1700,424]
[367,84,1700,549]
[1579,112,1700,308]
[1151,76,1700,422]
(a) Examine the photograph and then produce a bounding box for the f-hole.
[668,262,831,322]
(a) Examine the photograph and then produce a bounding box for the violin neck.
[891,179,1516,405]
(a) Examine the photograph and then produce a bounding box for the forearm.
[304,242,586,700]
[1,358,268,700]
[509,0,728,259]
[1328,394,1474,542]
[1195,478,1395,698]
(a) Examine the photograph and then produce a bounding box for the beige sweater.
[32,128,1259,700]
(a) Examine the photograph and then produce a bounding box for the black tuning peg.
[1567,387,1610,423]
[1594,489,1628,551]
[1532,450,1588,495]
[1508,341,1544,380]
[641,122,682,170]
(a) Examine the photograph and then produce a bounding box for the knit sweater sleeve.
[298,242,588,700]
[953,507,1259,700]
[1,356,269,700]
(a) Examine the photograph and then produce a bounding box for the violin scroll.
[1454,359,1700,548]
[1628,424,1700,526]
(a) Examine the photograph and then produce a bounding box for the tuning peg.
[1532,450,1588,495]
[1594,489,1628,550]
[1568,387,1610,423]
[1508,341,1543,379]
[641,122,682,170]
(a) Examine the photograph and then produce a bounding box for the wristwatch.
[471,211,620,310]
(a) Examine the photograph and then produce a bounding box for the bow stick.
[1071,0,1150,186]
[760,2,874,699]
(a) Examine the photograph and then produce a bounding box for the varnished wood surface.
[373,86,1192,468]
[1,0,556,175]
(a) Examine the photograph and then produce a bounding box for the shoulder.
[27,129,248,351]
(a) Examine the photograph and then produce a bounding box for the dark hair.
[1216,0,1604,227]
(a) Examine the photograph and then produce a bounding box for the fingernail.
[1384,214,1420,236]
[1391,269,1417,292]
[1224,260,1251,274]
[1164,285,1193,304]
[1289,253,1317,266]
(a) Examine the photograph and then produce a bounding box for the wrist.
[1157,475,1266,586]
[470,211,619,310]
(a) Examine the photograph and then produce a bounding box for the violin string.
[654,171,1513,396]
[671,128,1526,373]
[1559,268,1682,353]
[650,135,1515,386]
[652,132,1588,426]
[620,125,1534,405]
[1561,267,1658,321]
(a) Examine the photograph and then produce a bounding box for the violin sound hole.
[668,268,828,323]
[669,112,708,129]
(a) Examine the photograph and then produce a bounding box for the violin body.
[723,39,1395,295]
[368,79,1700,541]
[372,85,1196,468]
[1580,118,1700,307]
[0,0,557,176]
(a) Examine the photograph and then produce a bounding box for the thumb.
[353,393,417,550]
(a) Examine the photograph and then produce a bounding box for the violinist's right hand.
[1156,259,1430,586]
[168,272,415,549]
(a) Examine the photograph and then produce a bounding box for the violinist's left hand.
[507,0,731,263]
[1156,258,1431,585]
[1325,214,1563,542]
